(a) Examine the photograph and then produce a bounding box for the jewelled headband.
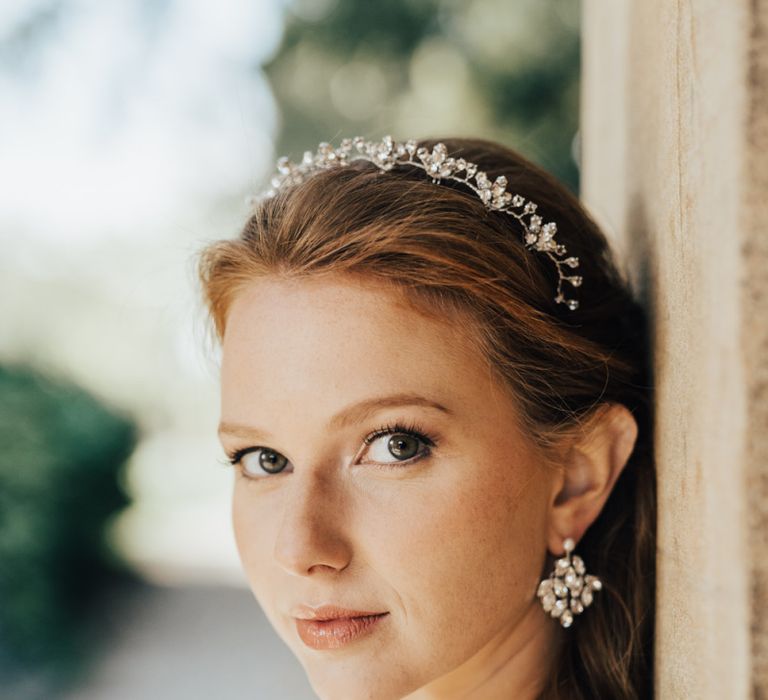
[257,135,583,311]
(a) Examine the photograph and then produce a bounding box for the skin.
[218,274,638,700]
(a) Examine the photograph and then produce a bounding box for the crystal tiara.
[256,135,583,311]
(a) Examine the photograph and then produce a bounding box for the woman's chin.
[298,654,416,700]
[306,674,409,700]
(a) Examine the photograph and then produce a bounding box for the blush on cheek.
[232,497,274,587]
[390,473,540,619]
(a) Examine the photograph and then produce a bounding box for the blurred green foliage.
[0,364,136,690]
[265,0,581,191]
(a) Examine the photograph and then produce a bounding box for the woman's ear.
[546,403,638,554]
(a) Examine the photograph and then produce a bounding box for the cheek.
[371,462,547,643]
[231,484,276,597]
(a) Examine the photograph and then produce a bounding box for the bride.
[196,136,656,699]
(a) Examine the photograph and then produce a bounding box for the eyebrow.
[217,392,452,441]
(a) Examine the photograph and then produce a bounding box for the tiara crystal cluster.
[258,135,583,310]
[536,537,603,628]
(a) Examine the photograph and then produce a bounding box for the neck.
[404,602,564,700]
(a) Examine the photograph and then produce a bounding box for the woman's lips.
[295,612,389,650]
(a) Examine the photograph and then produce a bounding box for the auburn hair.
[196,137,656,699]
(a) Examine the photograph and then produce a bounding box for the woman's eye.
[236,448,290,478]
[363,431,431,464]
[228,424,436,480]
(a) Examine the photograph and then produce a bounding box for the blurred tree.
[0,364,137,695]
[263,0,581,191]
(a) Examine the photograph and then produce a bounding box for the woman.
[196,136,656,699]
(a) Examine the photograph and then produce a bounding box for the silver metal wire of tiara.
[256,135,583,310]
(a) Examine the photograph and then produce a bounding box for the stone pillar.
[580,1,768,697]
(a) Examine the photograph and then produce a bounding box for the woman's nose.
[272,470,352,577]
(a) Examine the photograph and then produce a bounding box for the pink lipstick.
[293,605,389,650]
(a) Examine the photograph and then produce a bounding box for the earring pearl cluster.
[537,537,602,628]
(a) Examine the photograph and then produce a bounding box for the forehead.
[219,274,504,418]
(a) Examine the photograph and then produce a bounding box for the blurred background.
[0,1,580,698]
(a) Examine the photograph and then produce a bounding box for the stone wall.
[580,1,768,697]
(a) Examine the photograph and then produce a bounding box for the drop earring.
[536,537,603,628]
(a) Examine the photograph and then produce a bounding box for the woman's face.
[219,274,558,700]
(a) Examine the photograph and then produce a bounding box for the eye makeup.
[222,418,439,481]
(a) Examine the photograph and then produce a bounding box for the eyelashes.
[222,419,438,481]
[362,419,437,449]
